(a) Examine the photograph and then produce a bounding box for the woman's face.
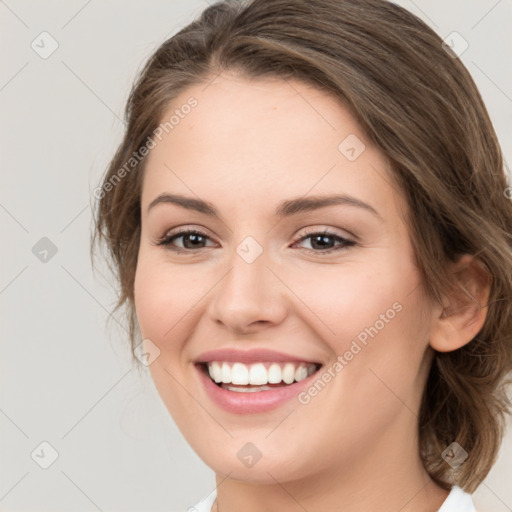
[134,72,438,483]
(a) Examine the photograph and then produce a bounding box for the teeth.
[295,365,308,381]
[268,363,282,383]
[249,363,268,385]
[282,363,295,384]
[223,385,274,393]
[221,362,230,384]
[231,362,249,385]
[206,361,318,386]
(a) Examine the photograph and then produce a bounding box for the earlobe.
[429,254,492,353]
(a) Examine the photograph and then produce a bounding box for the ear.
[429,254,492,353]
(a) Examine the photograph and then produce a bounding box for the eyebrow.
[147,193,382,219]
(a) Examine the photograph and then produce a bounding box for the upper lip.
[195,348,322,365]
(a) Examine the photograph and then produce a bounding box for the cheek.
[134,260,168,339]
[288,257,414,347]
[133,254,217,438]
[302,253,430,387]
[336,279,431,416]
[133,252,204,353]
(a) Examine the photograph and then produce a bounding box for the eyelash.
[154,228,356,255]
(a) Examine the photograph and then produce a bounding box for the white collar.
[437,485,477,511]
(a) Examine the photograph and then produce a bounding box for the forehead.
[141,72,405,222]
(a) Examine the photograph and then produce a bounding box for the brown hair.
[91,0,512,493]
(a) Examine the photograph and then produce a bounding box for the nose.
[208,243,288,335]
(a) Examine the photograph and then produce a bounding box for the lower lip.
[195,363,321,414]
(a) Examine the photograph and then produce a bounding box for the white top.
[438,485,477,512]
[189,485,476,512]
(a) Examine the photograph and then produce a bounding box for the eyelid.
[155,224,356,255]
[155,226,215,247]
[158,224,214,240]
[291,227,356,251]
[156,225,352,243]
[294,225,356,241]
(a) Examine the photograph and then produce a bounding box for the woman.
[92,0,512,510]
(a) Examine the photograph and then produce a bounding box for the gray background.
[1,1,511,511]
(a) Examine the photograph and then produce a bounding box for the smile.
[204,361,319,390]
[195,360,323,414]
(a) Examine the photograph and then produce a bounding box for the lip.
[195,348,321,365]
[195,361,323,414]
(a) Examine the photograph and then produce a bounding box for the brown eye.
[293,230,356,254]
[156,229,215,251]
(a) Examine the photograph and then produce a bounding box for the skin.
[134,71,490,511]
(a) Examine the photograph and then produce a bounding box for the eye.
[154,227,356,255]
[292,229,356,254]
[155,229,216,252]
